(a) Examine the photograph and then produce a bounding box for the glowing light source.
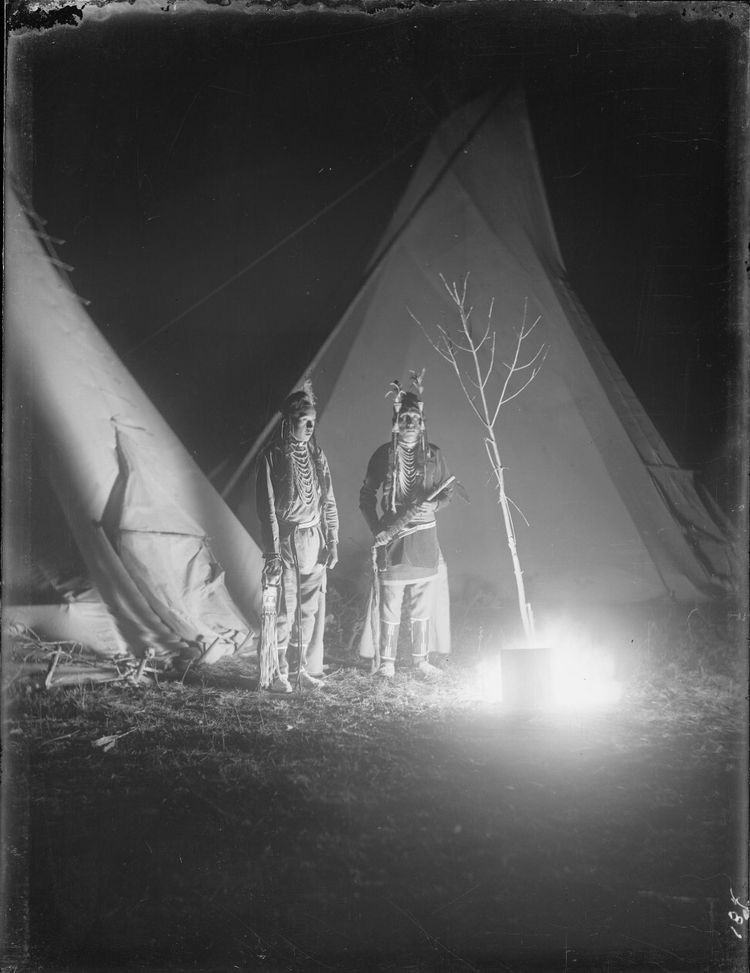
[549,643,623,710]
[474,656,504,704]
[471,616,623,712]
[542,617,623,711]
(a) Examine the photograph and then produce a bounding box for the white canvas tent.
[229,87,734,609]
[4,184,264,664]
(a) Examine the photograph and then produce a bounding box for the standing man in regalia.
[359,371,454,678]
[256,381,339,693]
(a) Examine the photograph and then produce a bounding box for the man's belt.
[295,515,321,531]
[391,520,436,542]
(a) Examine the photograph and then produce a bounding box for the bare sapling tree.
[411,274,547,645]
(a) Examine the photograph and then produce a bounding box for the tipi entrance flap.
[103,427,251,649]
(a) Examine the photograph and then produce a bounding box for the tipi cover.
[4,185,264,661]
[241,88,733,608]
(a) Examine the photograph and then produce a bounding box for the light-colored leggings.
[276,525,325,673]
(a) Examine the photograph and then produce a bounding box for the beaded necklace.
[290,440,317,506]
[395,442,421,505]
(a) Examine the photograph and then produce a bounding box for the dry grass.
[5,592,745,764]
[2,598,747,972]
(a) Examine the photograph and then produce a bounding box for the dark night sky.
[8,1,746,511]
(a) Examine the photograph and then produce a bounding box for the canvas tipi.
[4,184,265,665]
[231,87,734,610]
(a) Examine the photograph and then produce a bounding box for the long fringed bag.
[258,578,281,689]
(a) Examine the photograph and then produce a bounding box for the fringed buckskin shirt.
[256,441,339,558]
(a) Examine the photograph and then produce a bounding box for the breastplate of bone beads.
[291,441,317,506]
[396,443,420,505]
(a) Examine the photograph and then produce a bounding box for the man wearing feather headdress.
[256,381,339,693]
[359,370,454,678]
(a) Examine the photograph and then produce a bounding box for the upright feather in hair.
[386,379,403,405]
[409,369,425,399]
[301,377,316,406]
[385,380,403,513]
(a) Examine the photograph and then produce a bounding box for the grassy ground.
[2,609,748,973]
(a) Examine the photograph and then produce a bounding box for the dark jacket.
[359,442,453,582]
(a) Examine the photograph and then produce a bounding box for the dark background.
[9,2,746,511]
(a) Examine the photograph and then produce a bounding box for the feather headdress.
[384,369,428,513]
[409,368,425,399]
[282,376,316,417]
[386,379,404,434]
[301,377,316,406]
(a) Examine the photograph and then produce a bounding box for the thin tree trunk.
[461,302,534,643]
[412,275,545,645]
[484,435,534,643]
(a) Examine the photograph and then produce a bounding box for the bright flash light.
[471,617,623,712]
[473,657,504,704]
[541,617,623,711]
[549,643,623,710]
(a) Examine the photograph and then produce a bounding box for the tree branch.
[506,495,530,529]
[416,277,546,643]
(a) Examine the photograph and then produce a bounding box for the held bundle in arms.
[374,475,457,547]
